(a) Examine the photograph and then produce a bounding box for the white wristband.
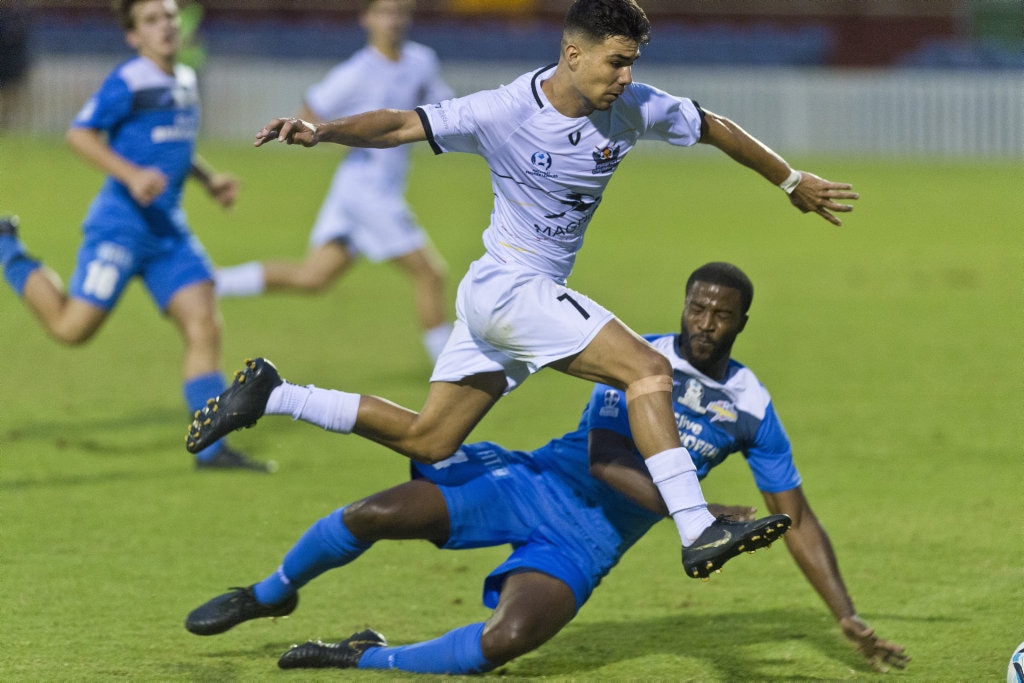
[778,169,802,194]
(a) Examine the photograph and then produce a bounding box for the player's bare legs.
[165,280,221,379]
[480,571,576,665]
[21,266,108,344]
[187,361,504,464]
[261,241,353,293]
[170,280,271,471]
[550,318,680,456]
[354,372,507,463]
[391,246,448,332]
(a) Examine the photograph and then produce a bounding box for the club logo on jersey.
[591,143,622,174]
[599,389,621,418]
[568,130,581,146]
[677,379,707,414]
[706,401,738,424]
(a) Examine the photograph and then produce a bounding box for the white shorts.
[430,254,615,391]
[308,166,427,262]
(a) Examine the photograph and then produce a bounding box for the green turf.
[1,134,1020,679]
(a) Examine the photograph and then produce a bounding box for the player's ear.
[738,314,749,333]
[125,28,141,50]
[564,40,582,70]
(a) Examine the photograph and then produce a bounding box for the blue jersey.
[71,56,200,236]
[412,334,799,609]
[585,333,801,493]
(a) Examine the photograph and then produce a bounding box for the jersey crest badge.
[599,389,622,418]
[677,379,707,414]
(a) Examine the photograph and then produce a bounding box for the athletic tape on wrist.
[778,169,802,194]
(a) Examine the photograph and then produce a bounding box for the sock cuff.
[645,447,694,483]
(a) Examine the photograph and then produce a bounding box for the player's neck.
[541,68,595,118]
[139,51,176,75]
[369,38,402,62]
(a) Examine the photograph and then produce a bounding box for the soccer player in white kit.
[214,0,455,362]
[194,0,860,576]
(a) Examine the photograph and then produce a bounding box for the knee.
[51,327,94,346]
[407,438,460,465]
[182,311,221,348]
[479,617,548,665]
[623,348,672,387]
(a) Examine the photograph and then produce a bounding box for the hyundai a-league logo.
[531,151,553,171]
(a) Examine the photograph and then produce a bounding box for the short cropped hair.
[563,0,650,46]
[686,262,754,313]
[112,0,153,30]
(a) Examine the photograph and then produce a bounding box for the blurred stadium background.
[1,0,1021,155]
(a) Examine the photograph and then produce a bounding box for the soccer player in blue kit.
[184,262,909,674]
[190,0,858,566]
[0,0,269,470]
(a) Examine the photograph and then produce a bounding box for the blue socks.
[183,372,227,460]
[0,233,41,296]
[253,507,371,606]
[358,622,494,674]
[251,508,494,674]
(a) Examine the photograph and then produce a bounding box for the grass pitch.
[0,134,1021,680]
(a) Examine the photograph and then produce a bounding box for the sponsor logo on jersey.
[591,143,622,174]
[152,113,198,143]
[706,400,738,424]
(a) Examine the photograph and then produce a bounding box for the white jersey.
[418,64,705,282]
[306,42,452,191]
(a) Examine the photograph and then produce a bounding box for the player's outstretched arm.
[698,110,858,226]
[255,109,426,150]
[761,486,909,671]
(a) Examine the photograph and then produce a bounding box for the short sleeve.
[72,73,132,132]
[744,402,802,493]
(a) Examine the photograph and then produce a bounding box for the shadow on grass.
[0,406,203,491]
[2,406,183,444]
[184,607,932,679]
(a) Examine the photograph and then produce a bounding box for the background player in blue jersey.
[214,0,455,363]
[184,262,908,675]
[192,0,843,573]
[0,0,269,471]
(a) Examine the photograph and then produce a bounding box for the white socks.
[423,323,453,363]
[265,382,360,434]
[215,261,265,297]
[645,447,717,546]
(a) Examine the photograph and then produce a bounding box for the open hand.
[788,171,859,226]
[839,615,910,672]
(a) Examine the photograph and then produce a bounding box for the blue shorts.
[69,224,214,311]
[414,442,655,612]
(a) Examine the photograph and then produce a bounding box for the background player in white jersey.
[0,0,269,471]
[214,0,454,363]
[183,263,908,675]
[191,0,860,572]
